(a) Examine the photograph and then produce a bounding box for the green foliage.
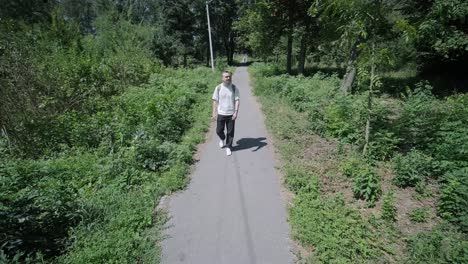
[0,14,159,157]
[323,94,365,142]
[251,63,353,138]
[366,131,400,161]
[418,0,468,62]
[0,154,98,259]
[0,65,216,261]
[135,140,191,172]
[59,181,158,263]
[431,94,468,172]
[234,0,283,60]
[351,165,381,206]
[406,224,468,263]
[395,83,443,150]
[409,208,430,223]
[284,164,320,195]
[290,194,379,263]
[251,63,283,78]
[252,63,397,162]
[392,149,435,188]
[381,191,397,222]
[437,168,468,232]
[339,155,381,205]
[340,155,366,178]
[248,62,468,263]
[215,57,228,72]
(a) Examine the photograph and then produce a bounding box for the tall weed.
[437,168,468,232]
[392,149,435,188]
[395,84,443,151]
[340,156,382,205]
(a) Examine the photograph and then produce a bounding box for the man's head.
[222,71,232,85]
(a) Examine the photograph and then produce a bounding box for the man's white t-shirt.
[212,83,240,116]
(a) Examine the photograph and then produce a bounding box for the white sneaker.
[226,148,232,156]
[219,140,225,148]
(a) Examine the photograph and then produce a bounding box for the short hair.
[222,70,232,76]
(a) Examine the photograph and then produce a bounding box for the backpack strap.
[217,84,236,96]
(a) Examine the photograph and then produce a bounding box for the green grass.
[249,64,385,263]
[248,62,467,263]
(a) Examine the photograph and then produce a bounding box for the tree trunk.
[298,32,307,75]
[229,49,234,65]
[342,67,357,93]
[228,34,235,66]
[341,40,361,93]
[286,32,293,74]
[286,3,294,75]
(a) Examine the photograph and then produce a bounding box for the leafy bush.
[340,156,382,205]
[367,131,400,161]
[284,164,320,195]
[430,94,468,173]
[437,168,468,232]
[146,92,194,142]
[0,155,98,259]
[352,165,382,206]
[409,208,430,223]
[406,224,468,263]
[395,84,443,150]
[134,140,191,172]
[392,149,435,188]
[381,191,397,222]
[0,65,216,261]
[340,155,367,178]
[0,15,159,157]
[323,94,365,142]
[249,62,468,262]
[250,62,282,77]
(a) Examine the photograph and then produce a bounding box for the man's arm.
[232,100,240,120]
[212,100,218,120]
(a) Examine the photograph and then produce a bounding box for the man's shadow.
[232,137,267,152]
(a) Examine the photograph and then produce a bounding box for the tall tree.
[416,0,468,87]
[282,0,296,74]
[156,0,196,67]
[235,0,284,60]
[313,0,393,93]
[0,0,56,23]
[296,0,317,75]
[211,0,239,65]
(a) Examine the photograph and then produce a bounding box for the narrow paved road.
[161,66,293,264]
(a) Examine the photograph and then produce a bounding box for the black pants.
[216,114,235,148]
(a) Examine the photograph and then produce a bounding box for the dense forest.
[1,0,467,263]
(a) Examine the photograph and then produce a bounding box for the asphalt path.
[161,66,293,264]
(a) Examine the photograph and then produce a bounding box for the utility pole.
[206,0,215,71]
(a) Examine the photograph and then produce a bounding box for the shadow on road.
[237,61,252,67]
[232,137,267,152]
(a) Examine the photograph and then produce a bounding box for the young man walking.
[212,71,240,156]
